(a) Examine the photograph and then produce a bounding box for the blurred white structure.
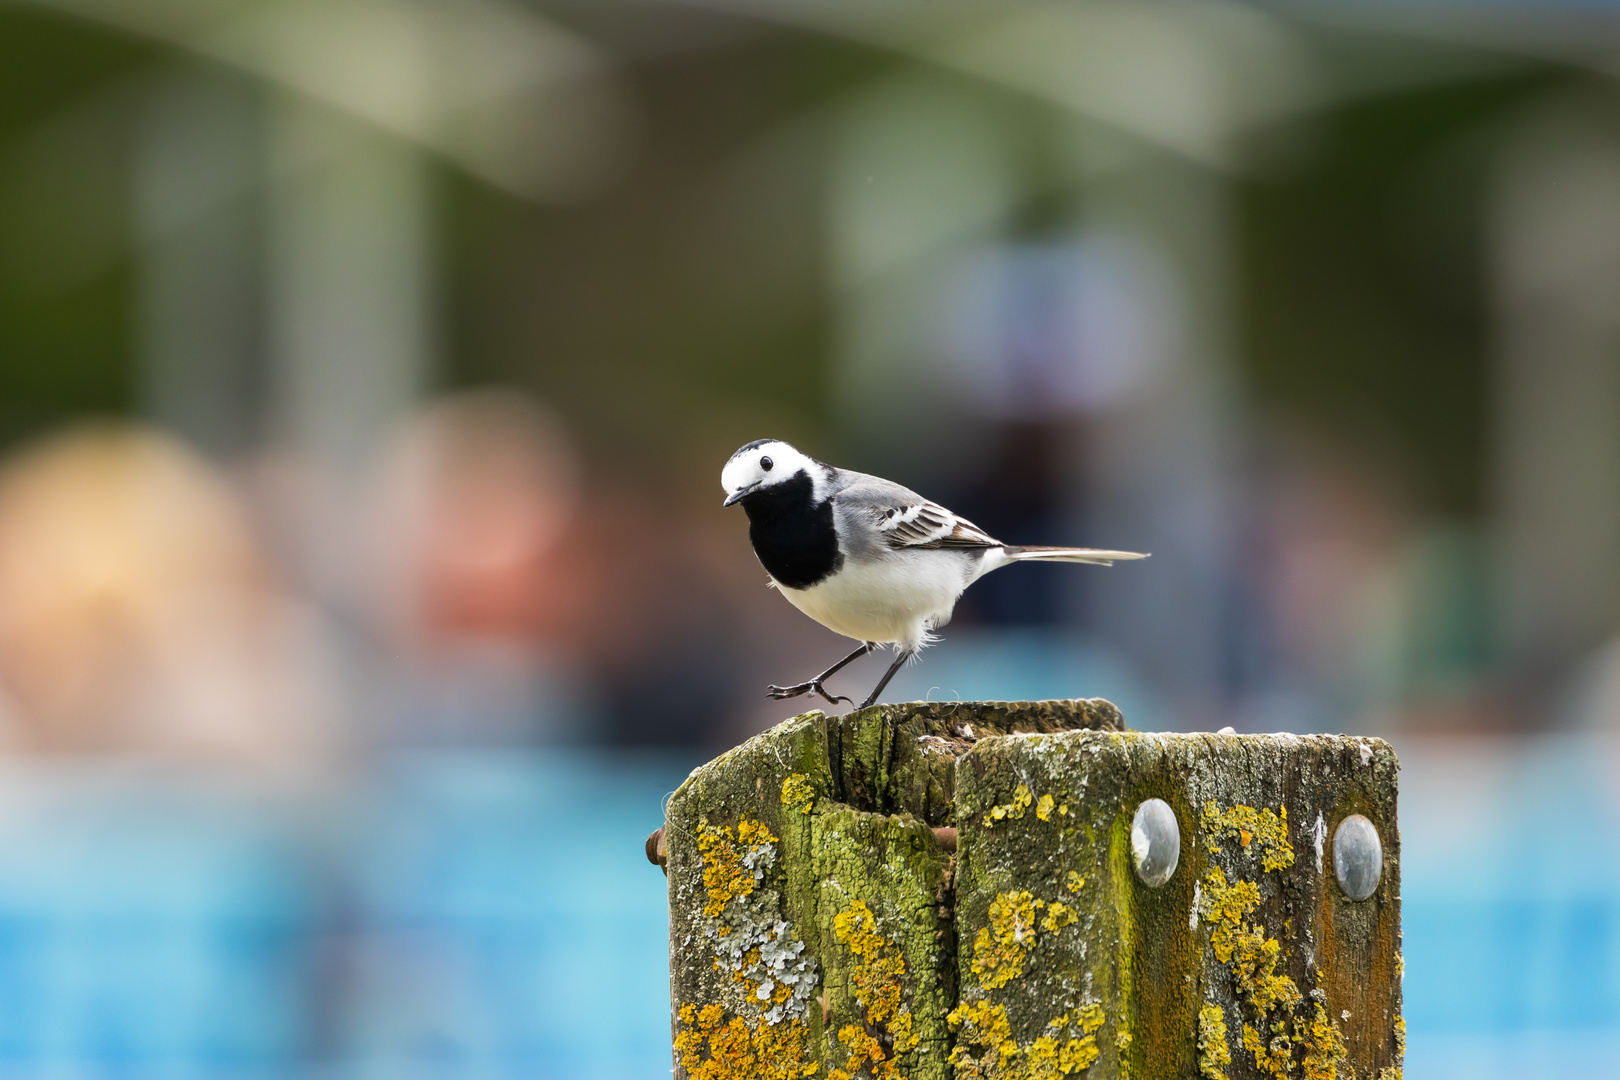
[265,101,434,479]
[1491,99,1620,688]
[135,66,262,459]
[30,0,625,199]
[106,0,629,478]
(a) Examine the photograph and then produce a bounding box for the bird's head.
[721,439,817,507]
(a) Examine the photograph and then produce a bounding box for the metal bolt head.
[1131,798,1180,887]
[1333,814,1382,901]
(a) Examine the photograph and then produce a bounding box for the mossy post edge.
[662,700,1402,1080]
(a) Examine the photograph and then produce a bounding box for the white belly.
[776,552,980,651]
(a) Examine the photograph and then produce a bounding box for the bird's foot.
[767,679,852,706]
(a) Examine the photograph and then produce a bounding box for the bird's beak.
[722,483,758,508]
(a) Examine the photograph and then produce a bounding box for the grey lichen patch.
[666,715,833,1080]
[697,818,821,1024]
[673,817,823,1080]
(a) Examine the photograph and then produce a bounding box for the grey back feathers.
[831,473,1139,564]
[832,475,998,556]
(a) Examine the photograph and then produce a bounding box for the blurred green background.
[0,0,1617,1077]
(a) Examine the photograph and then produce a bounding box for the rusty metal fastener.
[646,826,667,870]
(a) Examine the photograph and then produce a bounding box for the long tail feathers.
[1000,546,1149,566]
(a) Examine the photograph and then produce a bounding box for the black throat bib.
[740,469,842,590]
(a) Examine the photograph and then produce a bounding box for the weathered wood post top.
[656,700,1402,1080]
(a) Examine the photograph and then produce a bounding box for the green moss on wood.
[815,806,949,1079]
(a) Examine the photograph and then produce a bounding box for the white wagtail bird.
[722,439,1147,710]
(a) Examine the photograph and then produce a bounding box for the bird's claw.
[767,680,852,706]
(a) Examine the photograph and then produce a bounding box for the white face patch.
[721,440,820,502]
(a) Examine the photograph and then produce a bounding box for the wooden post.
[659,702,1402,1080]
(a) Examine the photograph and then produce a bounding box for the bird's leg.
[858,648,912,710]
[768,643,875,706]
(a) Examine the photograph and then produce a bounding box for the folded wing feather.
[875,500,1000,549]
[842,483,1148,564]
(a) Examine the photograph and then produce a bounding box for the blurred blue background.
[1,0,1619,1074]
[0,752,694,1080]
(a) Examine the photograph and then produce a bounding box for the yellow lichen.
[1064,871,1085,894]
[1374,1014,1405,1080]
[684,812,820,1078]
[675,1002,820,1080]
[1036,794,1055,821]
[1197,1004,1231,1080]
[1241,1022,1293,1079]
[698,817,779,918]
[1201,868,1261,966]
[947,1001,1106,1079]
[826,899,920,1080]
[1114,1030,1131,1051]
[945,999,1014,1080]
[1200,868,1302,1075]
[1065,1039,1099,1073]
[1198,862,1361,1080]
[1201,802,1295,873]
[1301,1003,1349,1080]
[781,773,816,814]
[971,890,1044,989]
[830,1023,884,1080]
[1041,902,1079,933]
[953,882,1101,1077]
[1048,1030,1099,1077]
[984,784,1034,826]
[1201,869,1301,1016]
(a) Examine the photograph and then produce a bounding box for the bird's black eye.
[761,456,774,471]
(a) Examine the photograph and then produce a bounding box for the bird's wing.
[884,502,1002,549]
[837,480,1002,550]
